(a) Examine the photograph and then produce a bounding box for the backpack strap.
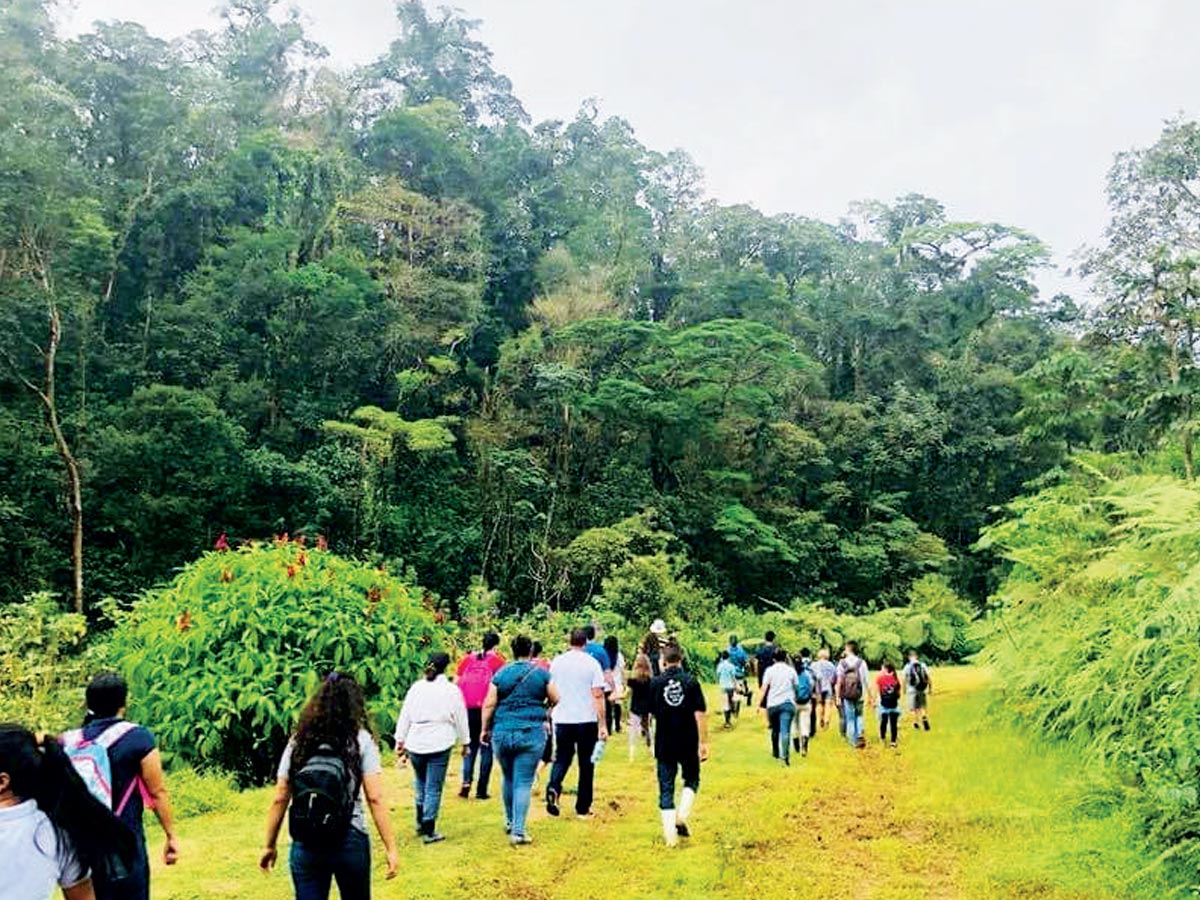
[61,728,85,748]
[96,721,138,750]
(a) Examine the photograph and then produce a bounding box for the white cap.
[650,619,667,635]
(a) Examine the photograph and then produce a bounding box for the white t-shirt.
[762,661,800,709]
[0,800,88,900]
[278,729,382,834]
[550,649,606,725]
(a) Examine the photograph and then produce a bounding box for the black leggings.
[880,710,899,743]
[605,698,622,733]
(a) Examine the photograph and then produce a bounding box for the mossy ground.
[150,668,1179,899]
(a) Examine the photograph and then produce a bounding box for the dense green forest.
[1,0,1196,623]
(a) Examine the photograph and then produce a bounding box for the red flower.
[287,565,297,579]
[297,550,308,568]
[316,535,329,552]
[275,533,290,547]
[177,611,193,632]
[215,533,230,553]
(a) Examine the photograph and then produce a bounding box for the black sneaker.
[675,822,690,838]
[423,832,446,845]
[458,785,471,799]
[476,792,490,801]
[545,787,561,817]
[923,720,930,731]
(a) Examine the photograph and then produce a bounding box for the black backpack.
[289,744,356,848]
[910,662,929,691]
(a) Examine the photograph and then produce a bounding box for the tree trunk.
[44,306,85,613]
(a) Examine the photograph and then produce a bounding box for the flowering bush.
[111,538,447,784]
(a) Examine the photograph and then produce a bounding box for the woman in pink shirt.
[456,632,505,799]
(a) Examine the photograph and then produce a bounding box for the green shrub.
[110,538,447,785]
[168,768,239,819]
[980,457,1200,868]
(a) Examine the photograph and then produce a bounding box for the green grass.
[147,668,1182,900]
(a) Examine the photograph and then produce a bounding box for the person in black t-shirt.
[649,643,708,847]
[754,631,777,688]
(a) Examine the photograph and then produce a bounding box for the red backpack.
[457,653,495,708]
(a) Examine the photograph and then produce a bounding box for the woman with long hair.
[0,724,137,900]
[603,636,626,735]
[394,653,470,844]
[480,636,560,846]
[260,673,399,900]
[626,652,655,761]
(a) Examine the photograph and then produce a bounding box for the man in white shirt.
[546,629,609,818]
[758,648,800,765]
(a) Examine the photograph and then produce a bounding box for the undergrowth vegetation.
[981,454,1200,869]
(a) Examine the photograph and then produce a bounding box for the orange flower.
[297,550,308,567]
[287,565,297,579]
[220,569,233,583]
[177,611,193,632]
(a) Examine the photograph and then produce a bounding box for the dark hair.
[569,628,588,648]
[720,650,729,660]
[583,624,596,641]
[531,641,543,658]
[800,647,811,659]
[482,632,501,653]
[729,635,739,646]
[773,647,789,663]
[764,631,776,643]
[603,635,619,669]
[425,653,451,681]
[511,635,533,659]
[663,642,683,665]
[290,673,371,782]
[0,725,136,878]
[85,672,127,722]
[908,648,919,658]
[883,662,896,674]
[845,640,859,655]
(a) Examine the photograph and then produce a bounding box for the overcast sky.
[61,0,1200,299]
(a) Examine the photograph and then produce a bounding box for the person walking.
[650,643,709,847]
[835,641,870,749]
[530,641,553,786]
[791,649,816,757]
[626,652,655,759]
[62,672,179,900]
[545,629,609,819]
[754,631,778,689]
[261,673,399,899]
[1,725,138,900]
[455,632,505,800]
[481,636,560,846]
[758,648,800,765]
[875,662,903,748]
[811,648,838,730]
[393,653,470,843]
[727,636,751,715]
[603,636,626,734]
[903,650,933,731]
[716,651,737,729]
[641,620,668,676]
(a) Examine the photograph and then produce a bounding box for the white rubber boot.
[677,788,696,827]
[660,809,678,847]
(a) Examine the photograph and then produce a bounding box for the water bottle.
[590,738,606,765]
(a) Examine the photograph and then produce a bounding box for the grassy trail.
[151,668,1171,900]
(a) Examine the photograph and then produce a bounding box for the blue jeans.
[94,832,149,900]
[290,828,370,900]
[656,756,700,809]
[843,698,865,746]
[767,703,795,762]
[493,727,543,838]
[409,747,452,828]
[548,722,599,814]
[463,706,494,796]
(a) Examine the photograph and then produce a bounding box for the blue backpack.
[62,721,140,813]
[795,666,815,704]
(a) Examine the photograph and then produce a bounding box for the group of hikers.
[1,621,934,900]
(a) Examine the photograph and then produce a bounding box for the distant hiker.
[546,629,609,819]
[903,650,933,731]
[626,652,655,759]
[261,673,399,899]
[716,651,738,728]
[875,662,903,748]
[791,649,816,757]
[642,620,669,676]
[835,641,871,749]
[583,625,613,686]
[393,653,470,843]
[603,635,627,734]
[758,648,800,765]
[754,631,778,688]
[63,672,179,900]
[650,642,709,847]
[481,636,560,846]
[727,636,751,713]
[811,647,838,730]
[1,724,137,900]
[456,632,505,800]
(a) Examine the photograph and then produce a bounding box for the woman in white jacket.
[394,653,470,844]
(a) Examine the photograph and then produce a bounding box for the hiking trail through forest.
[151,668,1168,900]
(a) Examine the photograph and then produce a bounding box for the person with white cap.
[649,642,708,847]
[642,618,669,677]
